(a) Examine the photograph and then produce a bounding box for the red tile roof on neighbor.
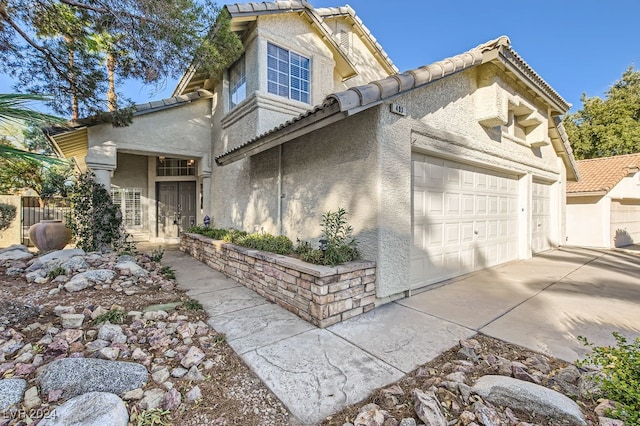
[567,153,640,194]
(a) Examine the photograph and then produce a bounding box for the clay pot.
[28,220,72,251]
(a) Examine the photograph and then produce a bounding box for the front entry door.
[157,181,197,238]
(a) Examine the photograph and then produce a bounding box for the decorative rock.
[413,389,447,426]
[181,346,205,368]
[0,249,33,262]
[0,378,27,410]
[98,346,120,360]
[64,275,92,292]
[115,261,148,277]
[38,358,148,398]
[594,399,618,417]
[598,417,624,426]
[39,391,128,426]
[152,367,171,384]
[144,303,181,313]
[23,385,41,409]
[140,388,166,410]
[58,329,84,344]
[186,385,202,403]
[60,255,88,272]
[512,365,540,384]
[47,389,64,402]
[184,365,205,381]
[54,305,75,316]
[98,324,127,344]
[354,403,386,426]
[162,388,182,410]
[61,313,85,329]
[122,388,145,400]
[27,249,85,271]
[90,306,108,320]
[472,375,587,425]
[473,401,501,426]
[171,367,188,378]
[14,362,35,376]
[398,419,416,426]
[85,339,110,352]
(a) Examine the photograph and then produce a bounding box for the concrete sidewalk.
[163,246,640,425]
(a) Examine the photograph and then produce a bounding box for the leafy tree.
[564,67,640,159]
[0,0,243,122]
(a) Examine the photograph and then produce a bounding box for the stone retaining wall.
[180,233,376,327]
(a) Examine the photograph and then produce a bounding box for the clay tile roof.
[566,153,640,194]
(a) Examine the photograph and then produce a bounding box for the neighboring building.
[48,1,578,301]
[566,153,640,248]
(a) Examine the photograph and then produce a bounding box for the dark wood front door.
[157,181,197,238]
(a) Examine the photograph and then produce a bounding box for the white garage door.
[531,181,552,254]
[610,199,640,247]
[411,155,519,290]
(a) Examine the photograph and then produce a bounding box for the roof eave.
[493,47,570,114]
[216,102,344,166]
[567,191,608,197]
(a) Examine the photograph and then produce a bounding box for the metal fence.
[21,197,70,246]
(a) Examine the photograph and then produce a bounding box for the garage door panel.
[532,181,552,253]
[611,200,640,247]
[412,156,519,289]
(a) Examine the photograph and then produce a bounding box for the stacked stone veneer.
[180,233,376,327]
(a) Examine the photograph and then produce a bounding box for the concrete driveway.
[392,246,640,361]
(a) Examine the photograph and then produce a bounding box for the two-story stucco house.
[48,0,578,303]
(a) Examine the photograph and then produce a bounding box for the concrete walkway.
[163,246,640,425]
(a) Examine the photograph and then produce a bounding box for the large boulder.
[27,249,85,272]
[472,375,587,426]
[38,358,148,399]
[115,260,148,277]
[38,392,128,426]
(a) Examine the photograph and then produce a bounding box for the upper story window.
[229,55,246,109]
[267,43,310,103]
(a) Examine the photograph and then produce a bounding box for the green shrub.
[0,203,17,231]
[47,266,66,279]
[295,208,359,266]
[160,265,176,279]
[92,309,126,326]
[222,228,248,243]
[150,248,164,262]
[577,332,640,424]
[233,232,293,255]
[187,225,230,240]
[67,172,136,253]
[183,298,203,311]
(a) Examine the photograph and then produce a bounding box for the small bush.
[183,299,203,311]
[296,208,359,266]
[150,248,164,262]
[92,309,126,326]
[577,332,640,424]
[160,265,176,279]
[222,229,248,243]
[187,225,230,240]
[0,203,17,231]
[47,266,66,279]
[233,232,293,255]
[130,407,172,426]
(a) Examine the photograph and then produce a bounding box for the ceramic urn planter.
[28,220,72,251]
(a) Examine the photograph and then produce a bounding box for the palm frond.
[0,145,65,165]
[0,94,64,125]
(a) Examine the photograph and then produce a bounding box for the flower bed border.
[180,232,376,327]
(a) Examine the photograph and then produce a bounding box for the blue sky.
[1,1,639,113]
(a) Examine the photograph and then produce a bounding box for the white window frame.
[267,42,310,104]
[229,55,247,109]
[111,188,143,228]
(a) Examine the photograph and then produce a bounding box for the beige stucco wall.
[88,99,212,171]
[566,195,608,247]
[0,195,21,248]
[566,173,640,248]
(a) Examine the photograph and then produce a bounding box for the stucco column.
[85,141,117,189]
[201,172,212,222]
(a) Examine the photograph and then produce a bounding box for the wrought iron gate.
[21,197,70,246]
